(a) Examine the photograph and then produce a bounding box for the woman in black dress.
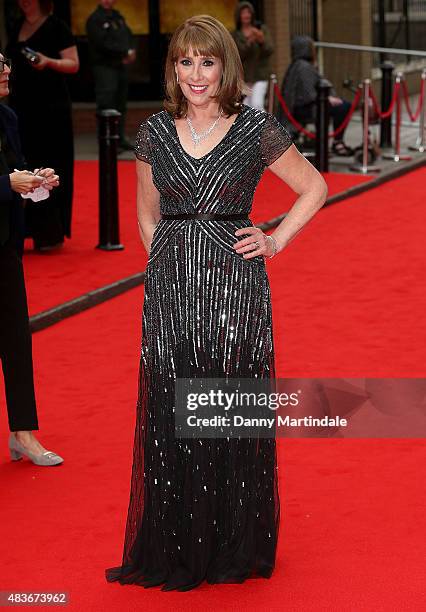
[6,0,79,250]
[106,15,327,591]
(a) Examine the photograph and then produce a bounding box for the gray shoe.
[9,433,64,466]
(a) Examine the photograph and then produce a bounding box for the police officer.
[86,0,136,152]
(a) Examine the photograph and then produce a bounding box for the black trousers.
[0,242,39,431]
[294,99,352,140]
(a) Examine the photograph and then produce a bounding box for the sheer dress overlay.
[105,105,293,591]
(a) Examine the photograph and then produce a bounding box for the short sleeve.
[260,113,293,166]
[53,17,76,52]
[135,120,152,164]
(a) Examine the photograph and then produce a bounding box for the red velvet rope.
[401,78,425,122]
[273,83,316,139]
[273,82,361,140]
[274,75,425,144]
[328,88,362,138]
[369,82,400,119]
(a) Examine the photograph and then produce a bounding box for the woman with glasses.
[0,50,63,465]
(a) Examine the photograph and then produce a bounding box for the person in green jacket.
[231,1,274,110]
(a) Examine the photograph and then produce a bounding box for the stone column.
[263,0,291,85]
[321,0,373,96]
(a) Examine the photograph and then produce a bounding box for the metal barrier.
[314,41,426,148]
[380,60,395,149]
[270,55,426,172]
[408,69,426,152]
[271,73,361,170]
[314,41,426,59]
[383,73,412,163]
[350,80,381,174]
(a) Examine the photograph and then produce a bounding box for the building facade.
[2,1,425,105]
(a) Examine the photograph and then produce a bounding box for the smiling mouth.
[188,84,208,93]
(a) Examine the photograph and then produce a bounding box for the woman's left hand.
[234,226,276,259]
[31,52,51,71]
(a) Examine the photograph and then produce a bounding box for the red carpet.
[1,168,425,610]
[23,161,371,316]
[0,290,424,610]
[269,166,426,376]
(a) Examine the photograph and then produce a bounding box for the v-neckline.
[169,106,245,162]
[18,15,50,44]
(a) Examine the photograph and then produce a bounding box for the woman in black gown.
[6,0,79,250]
[106,15,327,591]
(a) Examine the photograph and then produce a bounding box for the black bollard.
[380,61,394,149]
[96,109,124,251]
[315,78,331,172]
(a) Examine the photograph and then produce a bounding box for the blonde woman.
[106,15,327,591]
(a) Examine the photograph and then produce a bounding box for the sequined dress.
[105,104,293,591]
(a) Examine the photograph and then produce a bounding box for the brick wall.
[321,0,374,96]
[263,0,291,85]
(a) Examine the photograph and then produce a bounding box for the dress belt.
[161,213,249,221]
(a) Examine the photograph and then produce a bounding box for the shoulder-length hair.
[234,2,256,30]
[163,15,246,118]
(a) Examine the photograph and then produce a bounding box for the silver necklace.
[186,109,224,147]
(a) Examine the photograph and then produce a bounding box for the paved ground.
[73,93,426,175]
[329,90,425,173]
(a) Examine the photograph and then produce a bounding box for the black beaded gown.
[105,104,293,591]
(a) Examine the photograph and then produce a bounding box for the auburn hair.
[163,15,246,118]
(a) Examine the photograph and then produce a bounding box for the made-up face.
[239,8,254,27]
[17,0,39,14]
[100,0,116,9]
[0,54,11,100]
[175,48,223,108]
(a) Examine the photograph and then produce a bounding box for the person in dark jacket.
[278,35,353,156]
[86,0,136,151]
[0,51,63,466]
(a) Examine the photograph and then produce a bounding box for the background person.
[232,1,274,110]
[6,0,79,251]
[0,50,63,466]
[86,0,136,152]
[277,35,354,156]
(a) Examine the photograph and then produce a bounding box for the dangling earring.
[176,71,179,84]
